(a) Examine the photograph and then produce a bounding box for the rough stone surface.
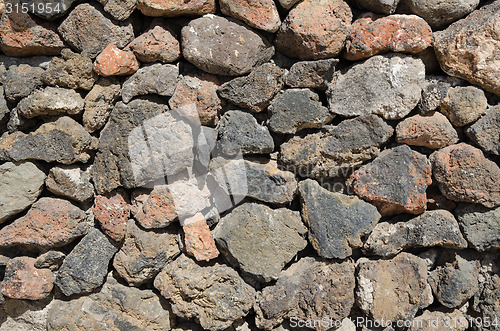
[113,220,180,286]
[405,0,480,29]
[16,87,84,119]
[396,112,458,149]
[82,77,121,132]
[472,273,500,330]
[433,1,500,95]
[352,0,400,14]
[430,143,500,208]
[131,186,177,229]
[34,251,66,271]
[217,63,285,113]
[275,0,352,60]
[0,161,46,224]
[418,79,453,115]
[466,106,500,155]
[121,63,178,103]
[255,257,355,330]
[299,179,381,259]
[220,0,281,33]
[154,254,256,330]
[2,64,44,102]
[93,43,139,77]
[285,59,338,90]
[347,145,432,215]
[137,0,215,17]
[99,0,137,20]
[1,257,53,301]
[182,15,274,76]
[46,166,94,203]
[409,310,468,331]
[327,55,425,120]
[93,189,130,242]
[456,204,500,251]
[183,213,219,262]
[439,86,488,126]
[0,297,54,331]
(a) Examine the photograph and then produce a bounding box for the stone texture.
[275,0,352,60]
[1,257,53,301]
[430,143,500,208]
[344,14,432,61]
[182,15,274,76]
[93,43,139,77]
[328,55,425,120]
[154,254,256,330]
[433,1,500,95]
[220,0,281,33]
[137,0,215,17]
[409,309,468,331]
[55,229,119,296]
[285,59,338,90]
[352,0,400,14]
[347,145,432,215]
[255,257,355,330]
[113,220,180,286]
[456,204,500,251]
[2,64,44,102]
[418,79,453,115]
[467,106,500,155]
[82,77,121,132]
[35,251,66,271]
[356,253,432,322]
[93,189,130,242]
[0,161,46,224]
[46,165,95,203]
[217,63,285,113]
[405,0,480,29]
[131,186,177,229]
[0,297,54,331]
[299,179,380,259]
[121,63,178,103]
[472,273,500,330]
[364,210,467,257]
[16,87,84,119]
[0,197,91,251]
[396,112,458,149]
[183,213,219,262]
[99,0,137,20]
[440,86,488,126]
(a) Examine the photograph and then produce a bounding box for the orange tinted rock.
[127,20,180,63]
[93,43,139,77]
[396,112,458,149]
[220,0,281,33]
[137,0,215,17]
[93,189,130,242]
[131,186,177,229]
[183,213,219,262]
[1,257,54,300]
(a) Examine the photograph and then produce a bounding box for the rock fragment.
[220,0,281,33]
[352,0,400,14]
[82,77,121,132]
[93,43,139,77]
[277,0,300,9]
[137,0,215,17]
[131,186,177,229]
[285,59,338,90]
[99,0,137,20]
[121,63,178,103]
[466,106,500,155]
[183,213,219,262]
[93,189,130,242]
[2,64,44,102]
[396,112,458,149]
[456,204,500,251]
[405,0,480,29]
[46,166,94,203]
[16,87,84,119]
[439,86,488,126]
[35,251,66,271]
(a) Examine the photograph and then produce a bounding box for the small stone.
[466,106,500,155]
[82,77,121,132]
[93,189,130,242]
[154,254,256,330]
[418,80,452,115]
[16,87,84,119]
[275,0,352,60]
[113,220,180,286]
[351,0,400,14]
[364,210,467,257]
[217,63,285,113]
[183,213,219,262]
[456,204,500,251]
[182,15,274,76]
[99,0,137,20]
[131,186,177,229]
[217,110,274,156]
[2,64,44,102]
[285,59,338,90]
[46,166,94,203]
[405,0,480,29]
[93,43,139,77]
[409,310,468,331]
[299,179,380,259]
[255,257,355,330]
[1,257,53,300]
[344,14,432,61]
[0,161,46,224]
[121,63,179,103]
[439,86,488,126]
[220,0,281,33]
[430,143,500,208]
[55,229,119,296]
[137,0,215,16]
[35,251,66,271]
[396,112,458,149]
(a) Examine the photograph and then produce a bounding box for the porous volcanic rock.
[182,213,219,262]
[285,59,338,90]
[16,87,84,119]
[220,0,281,33]
[466,106,500,155]
[2,64,44,102]
[131,186,177,229]
[82,77,121,132]
[439,86,488,126]
[396,112,458,149]
[93,43,139,77]
[137,0,215,17]
[93,189,130,242]
[352,0,400,14]
[99,0,137,20]
[46,166,94,203]
[35,251,66,271]
[405,0,480,29]
[456,204,500,251]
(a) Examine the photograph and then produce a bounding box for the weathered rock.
[182,15,274,76]
[352,0,400,14]
[472,274,500,330]
[299,179,380,259]
[433,1,500,95]
[356,253,432,321]
[121,63,178,103]
[456,204,500,251]
[255,257,355,330]
[93,189,130,242]
[93,43,139,77]
[1,257,53,300]
[154,254,256,330]
[99,0,137,20]
[467,106,500,155]
[113,220,179,286]
[16,87,84,119]
[344,15,432,61]
[220,0,281,33]
[82,77,121,132]
[46,165,94,203]
[183,213,219,262]
[165,180,212,221]
[137,0,215,16]
[277,0,300,9]
[0,116,97,164]
[275,0,352,60]
[440,86,488,126]
[430,143,500,208]
[58,3,135,58]
[347,145,432,215]
[217,110,274,155]
[396,112,458,149]
[409,309,468,331]
[285,59,338,90]
[218,63,285,113]
[131,186,177,229]
[327,54,425,120]
[2,64,44,101]
[0,161,45,224]
[404,0,480,29]
[0,297,54,330]
[418,80,452,115]
[35,251,66,271]
[55,229,119,296]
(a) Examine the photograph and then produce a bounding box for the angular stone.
[183,213,219,262]
[409,309,468,331]
[131,186,177,229]
[55,229,119,296]
[220,0,281,33]
[218,63,285,113]
[327,54,425,120]
[466,106,500,155]
[430,143,500,208]
[121,63,178,103]
[433,1,500,95]
[396,112,458,149]
[35,251,66,271]
[113,220,179,286]
[439,86,488,126]
[182,15,274,76]
[0,116,97,164]
[1,257,53,301]
[352,0,400,14]
[405,0,480,29]
[99,0,137,20]
[93,43,139,77]
[456,204,500,251]
[82,77,121,132]
[285,59,338,90]
[255,257,355,330]
[46,165,94,203]
[356,253,432,321]
[417,79,452,115]
[299,179,380,259]
[2,64,44,102]
[16,87,84,119]
[344,14,432,61]
[93,189,130,242]
[58,3,135,58]
[137,0,215,16]
[0,161,46,224]
[275,0,352,60]
[347,145,432,215]
[154,254,256,330]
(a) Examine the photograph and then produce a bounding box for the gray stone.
[466,106,500,155]
[46,166,94,203]
[417,80,451,115]
[352,0,401,14]
[0,86,7,124]
[99,0,137,20]
[55,229,119,296]
[121,63,179,103]
[440,86,488,127]
[0,296,54,331]
[30,0,78,20]
[285,59,338,90]
[0,55,53,69]
[472,274,500,331]
[456,204,500,251]
[16,87,84,119]
[1,64,44,102]
[299,179,381,259]
[35,251,66,271]
[82,77,121,132]
[404,0,479,29]
[327,54,425,120]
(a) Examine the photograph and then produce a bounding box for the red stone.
[94,189,130,242]
[396,112,458,149]
[137,0,215,17]
[93,43,140,77]
[131,186,177,229]
[220,0,281,33]
[183,213,219,262]
[1,257,54,300]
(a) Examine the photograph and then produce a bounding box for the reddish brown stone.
[131,186,177,229]
[183,213,219,262]
[1,257,54,300]
[344,14,432,61]
[220,0,281,33]
[93,189,130,242]
[93,43,139,77]
[137,0,215,17]
[396,112,458,149]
